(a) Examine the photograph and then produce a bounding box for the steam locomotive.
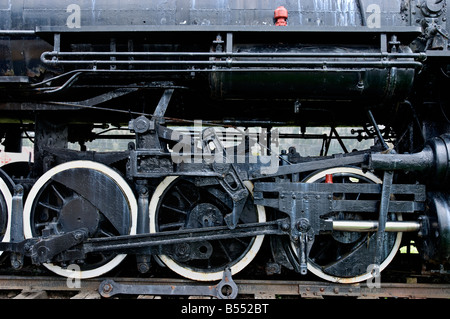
[0,0,449,288]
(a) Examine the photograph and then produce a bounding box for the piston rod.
[331,220,421,232]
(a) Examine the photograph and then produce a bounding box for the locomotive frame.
[0,0,450,297]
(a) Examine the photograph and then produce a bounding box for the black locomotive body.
[0,0,449,291]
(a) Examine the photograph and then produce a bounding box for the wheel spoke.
[161,204,187,215]
[159,221,185,230]
[51,184,66,203]
[174,185,196,207]
[232,237,249,247]
[37,201,61,212]
[217,240,233,262]
[98,228,115,237]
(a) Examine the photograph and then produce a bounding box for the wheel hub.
[58,195,100,235]
[187,203,223,228]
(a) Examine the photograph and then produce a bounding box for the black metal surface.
[421,191,450,263]
[369,134,450,184]
[253,174,425,278]
[48,168,132,236]
[0,1,426,30]
[0,0,449,288]
[0,1,434,127]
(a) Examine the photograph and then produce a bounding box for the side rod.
[0,216,421,268]
[83,220,284,254]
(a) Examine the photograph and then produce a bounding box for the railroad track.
[0,275,449,299]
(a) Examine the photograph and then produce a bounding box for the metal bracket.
[296,232,313,275]
[153,88,174,121]
[99,268,238,299]
[29,228,89,265]
[0,227,89,267]
[203,127,249,229]
[218,165,249,230]
[254,179,425,276]
[374,170,394,266]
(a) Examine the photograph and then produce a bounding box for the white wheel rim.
[294,167,402,284]
[149,176,266,281]
[0,178,12,256]
[23,160,138,279]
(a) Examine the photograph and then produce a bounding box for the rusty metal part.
[0,275,448,299]
[99,268,238,299]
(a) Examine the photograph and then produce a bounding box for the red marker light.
[274,6,288,26]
